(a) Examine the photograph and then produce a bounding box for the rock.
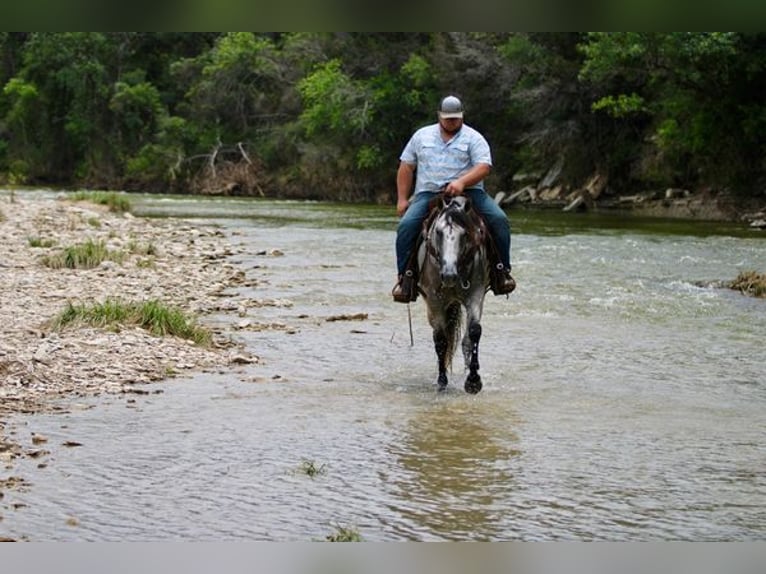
[665,188,690,199]
[229,353,259,365]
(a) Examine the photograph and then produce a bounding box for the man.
[392,94,516,303]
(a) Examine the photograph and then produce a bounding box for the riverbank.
[498,181,766,229]
[0,194,255,466]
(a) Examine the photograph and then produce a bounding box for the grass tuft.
[299,459,327,478]
[71,191,131,213]
[127,240,158,256]
[50,298,211,346]
[325,525,362,542]
[42,239,123,269]
[28,236,56,248]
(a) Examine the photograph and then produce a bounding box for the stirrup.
[491,263,516,296]
[393,269,417,303]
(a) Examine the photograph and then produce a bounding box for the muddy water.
[3,195,766,541]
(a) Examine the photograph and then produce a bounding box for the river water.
[2,195,765,541]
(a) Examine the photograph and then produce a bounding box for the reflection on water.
[385,400,520,541]
[2,192,766,541]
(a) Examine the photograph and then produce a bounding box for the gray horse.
[417,195,490,393]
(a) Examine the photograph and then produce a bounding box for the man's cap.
[438,95,464,119]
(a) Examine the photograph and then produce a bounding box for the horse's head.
[429,195,475,288]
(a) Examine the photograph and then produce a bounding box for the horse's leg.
[462,288,485,394]
[433,327,449,390]
[463,319,482,394]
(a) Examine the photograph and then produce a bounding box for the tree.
[579,32,766,193]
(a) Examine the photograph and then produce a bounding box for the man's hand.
[396,197,410,217]
[445,179,465,197]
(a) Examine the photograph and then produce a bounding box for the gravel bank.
[0,195,255,453]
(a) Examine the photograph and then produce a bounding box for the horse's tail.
[443,302,463,371]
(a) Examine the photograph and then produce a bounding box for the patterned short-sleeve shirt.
[399,123,492,194]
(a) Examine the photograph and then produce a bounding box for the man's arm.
[396,161,416,217]
[444,162,491,196]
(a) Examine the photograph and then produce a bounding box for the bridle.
[424,199,485,290]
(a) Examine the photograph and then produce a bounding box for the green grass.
[28,236,56,248]
[42,239,124,269]
[71,191,132,213]
[127,239,158,256]
[730,270,766,298]
[325,525,363,542]
[298,459,327,478]
[50,298,211,346]
[135,258,156,269]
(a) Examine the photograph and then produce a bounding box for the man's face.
[439,116,463,135]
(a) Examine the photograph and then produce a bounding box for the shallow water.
[2,194,766,541]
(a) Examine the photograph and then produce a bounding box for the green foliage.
[591,93,646,118]
[123,115,196,188]
[299,59,371,139]
[356,144,382,170]
[0,32,764,201]
[3,77,39,123]
[50,298,211,345]
[188,33,282,138]
[400,53,430,88]
[110,80,165,152]
[578,32,764,189]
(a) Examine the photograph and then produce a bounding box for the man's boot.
[490,263,516,296]
[392,269,418,303]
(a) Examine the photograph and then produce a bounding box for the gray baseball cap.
[438,95,464,119]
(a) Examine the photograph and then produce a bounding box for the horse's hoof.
[464,374,482,394]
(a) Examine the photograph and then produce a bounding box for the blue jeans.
[395,189,512,275]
